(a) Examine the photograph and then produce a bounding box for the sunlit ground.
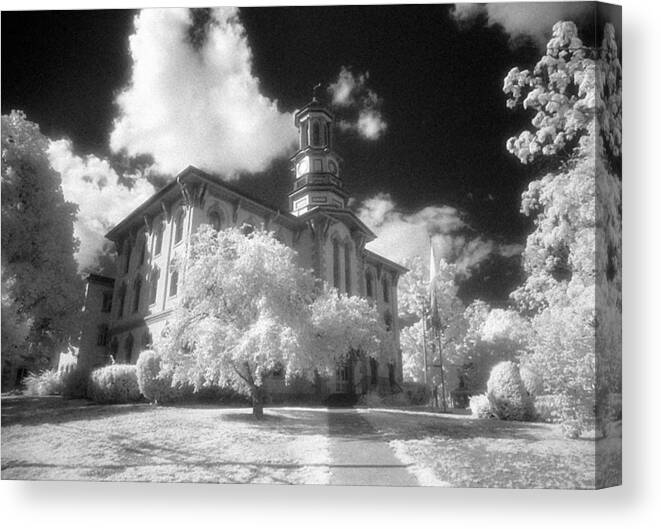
[1,396,616,488]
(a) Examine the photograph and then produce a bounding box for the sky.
[1,2,621,306]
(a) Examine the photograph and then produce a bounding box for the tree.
[1,111,84,374]
[398,256,466,394]
[456,301,530,393]
[159,226,391,417]
[503,21,622,434]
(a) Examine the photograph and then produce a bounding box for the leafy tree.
[398,256,466,392]
[1,111,84,373]
[503,21,622,434]
[456,301,530,393]
[159,226,391,417]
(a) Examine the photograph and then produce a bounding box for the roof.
[105,166,302,241]
[296,206,377,241]
[364,249,409,274]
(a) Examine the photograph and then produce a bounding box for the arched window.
[97,324,109,346]
[332,239,341,290]
[169,270,179,297]
[154,221,164,256]
[382,278,390,304]
[138,233,147,266]
[132,277,142,313]
[123,240,132,274]
[117,283,127,319]
[124,334,134,363]
[384,310,392,332]
[344,242,352,295]
[207,210,223,231]
[301,121,309,148]
[312,121,320,146]
[174,208,185,244]
[149,267,160,305]
[370,357,378,385]
[365,271,374,299]
[110,338,119,360]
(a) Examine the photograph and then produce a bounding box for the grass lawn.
[1,396,612,488]
[1,396,330,484]
[361,408,602,489]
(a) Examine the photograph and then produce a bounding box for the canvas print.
[1,2,621,488]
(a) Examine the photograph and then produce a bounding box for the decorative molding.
[143,215,152,235]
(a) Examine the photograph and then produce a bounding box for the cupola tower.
[289,95,348,216]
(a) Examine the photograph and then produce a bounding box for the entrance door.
[335,363,350,393]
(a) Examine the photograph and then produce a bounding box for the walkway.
[327,409,418,486]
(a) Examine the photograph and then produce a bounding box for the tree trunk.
[250,384,264,419]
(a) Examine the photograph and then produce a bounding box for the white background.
[1,1,658,527]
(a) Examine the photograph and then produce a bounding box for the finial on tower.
[312,82,322,102]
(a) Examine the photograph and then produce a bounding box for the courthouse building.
[79,97,406,396]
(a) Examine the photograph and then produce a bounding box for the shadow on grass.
[1,395,152,427]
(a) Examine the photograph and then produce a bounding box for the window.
[117,283,127,319]
[384,310,392,332]
[301,121,308,148]
[123,240,132,274]
[312,121,320,146]
[154,221,164,255]
[207,210,223,231]
[335,362,350,393]
[138,234,146,266]
[365,271,374,299]
[332,239,341,290]
[96,324,109,346]
[142,331,152,349]
[313,159,322,172]
[383,278,390,303]
[169,270,178,297]
[124,334,134,363]
[101,291,113,313]
[344,242,352,295]
[110,338,119,360]
[132,278,142,313]
[370,357,378,385]
[149,267,160,305]
[174,208,185,244]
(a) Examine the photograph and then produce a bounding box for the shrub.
[534,394,568,423]
[520,365,543,397]
[23,369,63,396]
[469,394,493,418]
[402,381,429,405]
[88,364,141,404]
[486,361,534,421]
[357,391,383,407]
[59,366,90,398]
[136,350,179,404]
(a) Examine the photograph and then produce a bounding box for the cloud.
[110,8,296,178]
[48,139,155,273]
[451,2,594,48]
[328,67,387,140]
[357,193,522,277]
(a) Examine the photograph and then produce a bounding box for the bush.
[402,382,429,405]
[469,394,493,418]
[59,366,90,398]
[88,364,141,404]
[23,369,63,396]
[520,365,543,397]
[136,350,179,404]
[534,394,568,423]
[486,361,534,421]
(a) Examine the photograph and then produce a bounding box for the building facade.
[83,98,406,396]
